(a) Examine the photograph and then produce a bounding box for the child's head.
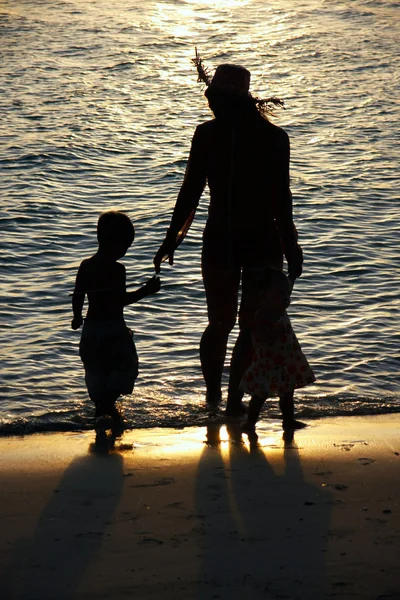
[97,211,135,259]
[258,269,291,313]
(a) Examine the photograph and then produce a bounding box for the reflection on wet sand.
[89,417,133,455]
[196,423,332,599]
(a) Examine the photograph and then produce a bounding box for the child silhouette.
[240,269,315,431]
[71,211,160,419]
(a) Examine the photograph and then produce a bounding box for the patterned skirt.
[240,320,315,398]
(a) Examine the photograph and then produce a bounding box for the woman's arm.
[71,263,86,330]
[273,129,303,280]
[154,126,207,272]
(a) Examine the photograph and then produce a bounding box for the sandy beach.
[0,415,399,600]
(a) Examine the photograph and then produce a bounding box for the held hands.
[144,274,161,296]
[153,239,175,274]
[71,315,83,330]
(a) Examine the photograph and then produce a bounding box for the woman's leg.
[201,264,240,402]
[226,328,253,413]
[226,265,264,414]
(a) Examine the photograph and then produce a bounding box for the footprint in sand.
[358,457,375,466]
[322,483,348,491]
[165,501,184,509]
[333,443,354,451]
[334,441,369,452]
[139,536,164,545]
[130,477,176,488]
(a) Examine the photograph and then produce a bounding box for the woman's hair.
[193,51,284,122]
[205,85,284,123]
[258,268,290,291]
[97,211,135,247]
[205,86,260,120]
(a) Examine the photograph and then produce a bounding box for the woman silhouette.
[154,54,303,415]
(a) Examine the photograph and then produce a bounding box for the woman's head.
[205,63,258,121]
[97,211,135,258]
[193,55,284,122]
[209,64,251,94]
[258,269,291,312]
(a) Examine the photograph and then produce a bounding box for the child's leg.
[95,392,120,419]
[279,391,307,430]
[241,395,265,431]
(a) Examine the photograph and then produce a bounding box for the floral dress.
[241,311,315,398]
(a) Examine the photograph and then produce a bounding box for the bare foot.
[205,392,222,405]
[282,419,307,430]
[225,402,247,417]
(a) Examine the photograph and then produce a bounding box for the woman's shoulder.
[195,119,219,135]
[193,118,289,151]
[191,119,221,147]
[259,119,289,141]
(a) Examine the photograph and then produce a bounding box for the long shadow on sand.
[1,426,129,600]
[195,423,332,600]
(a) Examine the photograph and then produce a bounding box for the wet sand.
[0,415,399,600]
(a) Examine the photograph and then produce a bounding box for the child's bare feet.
[282,418,307,430]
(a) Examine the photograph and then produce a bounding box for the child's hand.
[71,315,83,330]
[144,275,161,295]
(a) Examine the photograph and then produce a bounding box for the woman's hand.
[153,239,175,274]
[287,244,303,280]
[71,315,83,330]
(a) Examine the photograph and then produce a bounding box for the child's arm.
[71,264,86,330]
[124,275,160,306]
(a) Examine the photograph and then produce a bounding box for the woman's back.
[196,114,290,236]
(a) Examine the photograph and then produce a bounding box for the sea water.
[1,0,399,434]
